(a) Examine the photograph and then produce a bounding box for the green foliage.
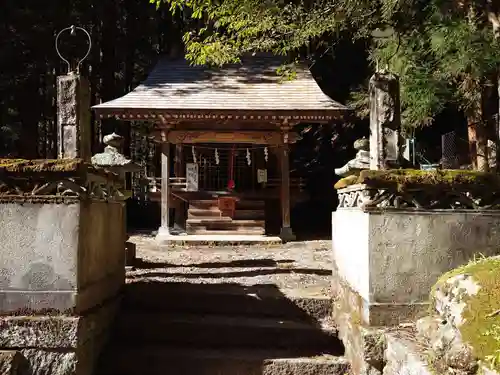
[373,5,500,128]
[152,0,377,66]
[152,0,500,130]
[0,158,84,173]
[333,168,500,190]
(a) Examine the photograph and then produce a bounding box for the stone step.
[187,208,265,220]
[186,218,235,225]
[97,346,350,375]
[185,228,266,236]
[113,312,341,350]
[233,209,265,220]
[189,200,265,210]
[187,208,222,217]
[189,200,218,209]
[123,281,333,322]
[186,219,265,227]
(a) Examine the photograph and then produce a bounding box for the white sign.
[257,169,268,184]
[186,163,199,191]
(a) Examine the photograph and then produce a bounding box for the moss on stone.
[334,169,500,191]
[0,159,85,173]
[432,257,500,372]
[334,175,359,190]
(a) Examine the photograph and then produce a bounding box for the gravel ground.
[127,234,333,297]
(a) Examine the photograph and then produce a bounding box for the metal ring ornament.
[55,25,92,73]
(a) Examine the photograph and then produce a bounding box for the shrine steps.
[188,208,265,220]
[121,281,332,321]
[97,346,349,375]
[186,199,266,235]
[189,199,265,210]
[94,238,348,375]
[186,219,265,235]
[96,283,346,375]
[112,312,339,349]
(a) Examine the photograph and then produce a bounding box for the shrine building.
[92,55,349,243]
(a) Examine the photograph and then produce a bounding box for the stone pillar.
[369,71,401,170]
[156,142,170,243]
[279,143,295,242]
[57,73,92,161]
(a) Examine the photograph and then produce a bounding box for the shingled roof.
[92,55,349,120]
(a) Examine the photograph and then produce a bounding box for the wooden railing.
[146,176,305,193]
[147,177,187,192]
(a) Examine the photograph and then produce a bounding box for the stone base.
[125,241,136,267]
[333,275,386,375]
[0,351,27,375]
[332,208,500,308]
[155,226,170,245]
[0,297,119,375]
[279,226,296,242]
[332,273,431,375]
[384,332,433,375]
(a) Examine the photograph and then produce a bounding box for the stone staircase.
[186,199,266,235]
[96,282,348,375]
[94,238,349,375]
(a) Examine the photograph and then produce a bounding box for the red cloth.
[228,146,236,190]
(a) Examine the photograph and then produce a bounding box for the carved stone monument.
[334,138,370,177]
[57,73,91,161]
[369,71,401,170]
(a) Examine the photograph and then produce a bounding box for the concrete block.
[0,201,125,314]
[332,208,500,326]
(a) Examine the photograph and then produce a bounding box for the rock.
[443,343,477,374]
[362,328,386,371]
[0,351,27,375]
[20,350,76,375]
[433,274,480,328]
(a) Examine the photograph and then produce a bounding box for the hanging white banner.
[186,163,199,192]
[257,169,268,184]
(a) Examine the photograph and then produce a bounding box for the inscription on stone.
[186,163,199,192]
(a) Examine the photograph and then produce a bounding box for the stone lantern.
[334,138,370,177]
[91,132,141,266]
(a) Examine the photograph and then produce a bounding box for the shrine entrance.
[92,55,349,242]
[150,136,306,237]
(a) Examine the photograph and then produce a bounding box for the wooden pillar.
[156,141,171,240]
[279,142,295,242]
[174,144,184,227]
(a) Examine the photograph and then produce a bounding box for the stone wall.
[331,205,500,375]
[332,208,500,325]
[0,195,125,375]
[0,200,125,314]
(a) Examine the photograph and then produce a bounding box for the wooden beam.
[153,130,300,144]
[279,142,296,242]
[158,142,171,236]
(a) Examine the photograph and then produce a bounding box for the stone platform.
[155,232,283,246]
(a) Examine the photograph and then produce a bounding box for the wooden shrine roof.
[92,55,349,122]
